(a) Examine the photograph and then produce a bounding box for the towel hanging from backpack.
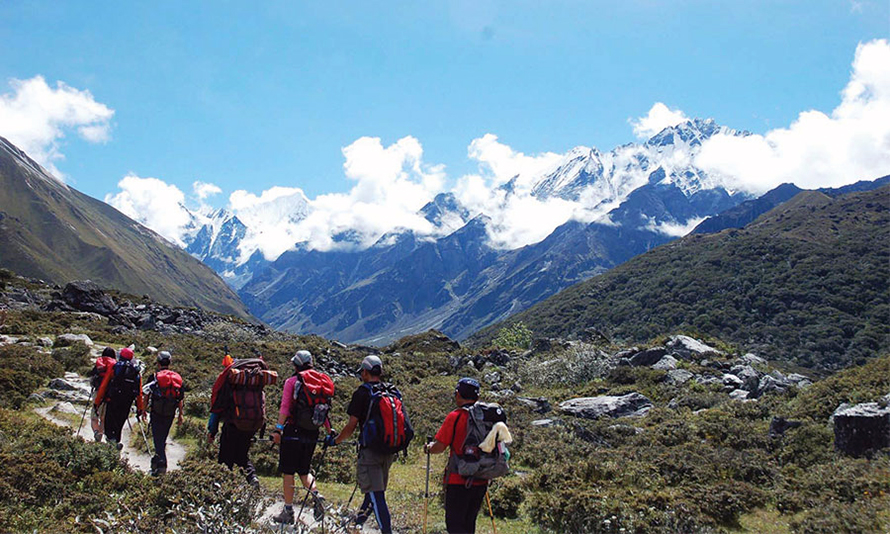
[479,421,512,453]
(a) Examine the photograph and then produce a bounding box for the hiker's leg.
[233,428,257,480]
[218,423,235,468]
[104,401,126,442]
[464,484,488,534]
[298,473,316,492]
[368,490,392,534]
[283,474,296,505]
[295,439,318,491]
[445,484,471,533]
[151,415,174,467]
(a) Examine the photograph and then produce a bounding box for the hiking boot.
[311,491,326,521]
[273,506,294,524]
[247,474,260,488]
[93,431,103,443]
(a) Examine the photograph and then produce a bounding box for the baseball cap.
[157,351,172,364]
[292,350,312,366]
[455,377,480,400]
[357,355,383,375]
[119,347,134,360]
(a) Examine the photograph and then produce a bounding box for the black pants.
[445,483,488,534]
[218,422,256,480]
[150,414,175,470]
[103,398,133,443]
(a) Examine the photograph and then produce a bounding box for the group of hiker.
[89,346,512,534]
[87,346,184,476]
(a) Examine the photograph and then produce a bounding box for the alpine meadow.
[0,3,889,534]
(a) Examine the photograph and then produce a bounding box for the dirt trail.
[258,494,385,533]
[34,371,187,475]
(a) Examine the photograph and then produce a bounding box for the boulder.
[729,389,750,401]
[757,375,788,397]
[740,353,766,366]
[666,335,723,360]
[695,374,722,387]
[666,369,694,385]
[484,371,502,385]
[49,378,76,391]
[61,280,118,315]
[832,403,890,457]
[722,373,745,390]
[629,347,667,367]
[559,392,653,420]
[785,373,813,389]
[531,419,558,428]
[730,364,761,391]
[516,396,551,414]
[51,401,79,415]
[56,333,93,347]
[651,355,678,371]
[36,337,54,348]
[769,417,802,439]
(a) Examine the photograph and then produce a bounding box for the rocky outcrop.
[60,280,119,315]
[55,333,93,347]
[516,396,552,414]
[666,369,694,385]
[665,335,723,360]
[651,355,678,370]
[559,392,653,420]
[832,403,890,457]
[628,347,667,367]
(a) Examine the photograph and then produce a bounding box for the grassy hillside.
[0,137,251,320]
[472,187,889,370]
[2,270,890,533]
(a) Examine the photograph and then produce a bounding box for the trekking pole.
[423,435,432,534]
[138,417,154,457]
[297,434,333,528]
[77,386,95,437]
[485,490,498,534]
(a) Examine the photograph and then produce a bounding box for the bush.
[51,341,91,373]
[519,344,613,387]
[493,322,533,350]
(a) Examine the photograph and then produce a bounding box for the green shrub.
[51,341,91,373]
[493,322,533,350]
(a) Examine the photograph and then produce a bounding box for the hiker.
[272,350,335,524]
[208,355,277,486]
[425,378,511,534]
[95,347,144,449]
[330,355,413,534]
[87,346,117,442]
[142,351,184,476]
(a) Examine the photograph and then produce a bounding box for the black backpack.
[360,382,414,455]
[108,361,140,404]
[446,402,510,481]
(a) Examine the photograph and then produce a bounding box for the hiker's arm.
[177,398,184,424]
[426,440,448,454]
[136,377,145,417]
[334,416,359,445]
[207,412,220,440]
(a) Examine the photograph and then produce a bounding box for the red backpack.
[150,370,183,417]
[291,370,335,430]
[211,359,277,433]
[360,382,414,454]
[90,356,117,389]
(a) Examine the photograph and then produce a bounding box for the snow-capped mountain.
[531,118,745,202]
[180,118,759,342]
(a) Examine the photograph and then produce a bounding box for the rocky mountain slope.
[0,136,252,320]
[473,185,890,370]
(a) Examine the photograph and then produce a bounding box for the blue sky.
[1,0,886,203]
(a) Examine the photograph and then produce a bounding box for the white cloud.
[630,102,689,139]
[644,216,707,237]
[104,174,193,246]
[0,76,114,178]
[467,134,563,187]
[696,39,890,194]
[193,180,222,200]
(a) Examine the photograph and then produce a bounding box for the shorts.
[278,426,319,476]
[357,447,395,493]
